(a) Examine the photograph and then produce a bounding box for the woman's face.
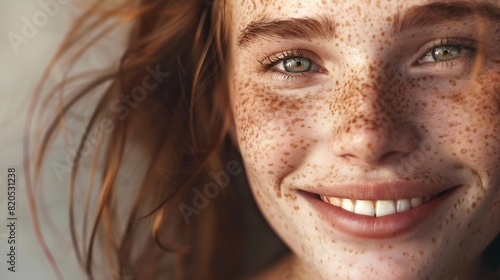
[228,0,500,279]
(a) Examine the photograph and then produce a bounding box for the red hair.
[26,1,288,279]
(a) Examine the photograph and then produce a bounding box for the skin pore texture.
[228,0,500,279]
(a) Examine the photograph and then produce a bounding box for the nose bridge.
[342,63,390,130]
[332,58,417,166]
[341,76,395,145]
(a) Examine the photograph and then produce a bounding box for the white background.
[0,0,128,279]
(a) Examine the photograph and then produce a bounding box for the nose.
[332,80,418,167]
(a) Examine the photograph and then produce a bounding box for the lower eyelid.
[272,71,308,80]
[411,53,477,77]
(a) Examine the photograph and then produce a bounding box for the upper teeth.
[320,195,438,217]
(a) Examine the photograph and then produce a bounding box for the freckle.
[431,237,436,244]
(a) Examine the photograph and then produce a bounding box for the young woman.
[30,0,500,279]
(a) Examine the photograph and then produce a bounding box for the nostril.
[342,154,355,160]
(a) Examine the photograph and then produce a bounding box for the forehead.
[231,0,403,20]
[230,0,500,38]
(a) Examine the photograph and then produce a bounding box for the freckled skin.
[228,0,500,279]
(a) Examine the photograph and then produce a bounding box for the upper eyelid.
[428,37,476,50]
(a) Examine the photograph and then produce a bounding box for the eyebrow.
[237,16,335,48]
[395,1,500,33]
[237,1,500,47]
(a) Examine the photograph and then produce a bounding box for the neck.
[252,252,486,280]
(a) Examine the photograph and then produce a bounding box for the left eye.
[277,57,313,72]
[419,45,471,63]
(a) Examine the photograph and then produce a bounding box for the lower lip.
[299,188,458,239]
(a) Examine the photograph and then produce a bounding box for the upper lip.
[299,181,459,200]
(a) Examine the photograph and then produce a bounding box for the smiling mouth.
[299,182,460,238]
[318,191,446,217]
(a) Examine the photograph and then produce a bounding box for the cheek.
[429,73,500,261]
[231,84,325,185]
[435,74,500,175]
